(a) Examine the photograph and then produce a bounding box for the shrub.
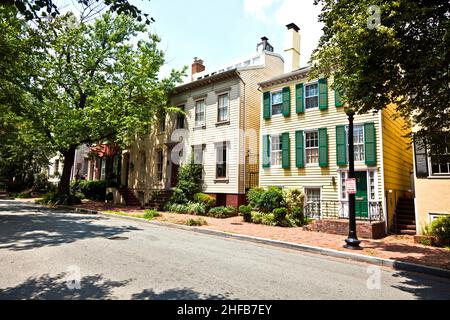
[193,193,216,209]
[13,192,32,199]
[239,205,252,222]
[208,206,237,219]
[283,188,304,215]
[71,180,107,201]
[32,173,53,193]
[261,213,276,226]
[169,158,203,205]
[143,209,161,220]
[424,216,450,246]
[186,202,207,215]
[251,212,264,224]
[165,202,189,214]
[169,187,188,204]
[105,192,114,202]
[38,192,82,205]
[273,207,287,221]
[247,186,284,213]
[186,217,207,226]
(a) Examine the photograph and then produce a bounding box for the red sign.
[345,178,357,194]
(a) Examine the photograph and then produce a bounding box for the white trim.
[269,133,283,168]
[217,92,230,123]
[304,186,323,217]
[378,111,388,233]
[270,90,283,117]
[304,80,319,111]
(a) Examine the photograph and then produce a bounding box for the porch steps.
[118,187,141,207]
[394,198,416,235]
[146,190,173,211]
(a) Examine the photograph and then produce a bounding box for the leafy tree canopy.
[311,0,450,155]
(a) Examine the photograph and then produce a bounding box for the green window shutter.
[318,128,328,167]
[263,92,271,120]
[334,79,344,107]
[296,83,304,114]
[336,125,347,165]
[262,135,271,168]
[295,130,305,168]
[282,87,291,117]
[282,132,290,169]
[364,122,377,166]
[319,78,328,110]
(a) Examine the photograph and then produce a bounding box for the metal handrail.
[304,200,383,222]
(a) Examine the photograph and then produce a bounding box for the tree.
[19,10,184,196]
[2,0,154,24]
[311,0,450,155]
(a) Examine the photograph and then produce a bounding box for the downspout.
[237,71,246,197]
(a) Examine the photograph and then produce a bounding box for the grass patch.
[143,209,161,220]
[186,218,207,226]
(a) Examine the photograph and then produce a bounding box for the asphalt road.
[0,200,449,300]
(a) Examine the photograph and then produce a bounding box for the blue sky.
[59,0,323,80]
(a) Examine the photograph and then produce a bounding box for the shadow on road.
[131,288,231,300]
[390,271,450,300]
[0,273,132,300]
[0,208,142,251]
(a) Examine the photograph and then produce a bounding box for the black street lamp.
[344,108,361,250]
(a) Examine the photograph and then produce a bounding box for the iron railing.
[304,200,383,222]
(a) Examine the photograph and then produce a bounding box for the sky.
[58,0,324,80]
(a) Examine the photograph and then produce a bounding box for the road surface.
[1,200,449,300]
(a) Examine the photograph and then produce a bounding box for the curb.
[49,203,450,279]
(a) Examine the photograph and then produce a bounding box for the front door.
[355,171,368,218]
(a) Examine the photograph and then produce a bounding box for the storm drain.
[107,236,129,241]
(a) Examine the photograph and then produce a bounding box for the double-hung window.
[271,91,283,116]
[216,142,228,179]
[176,105,185,129]
[156,150,163,182]
[305,83,318,109]
[353,125,365,162]
[305,188,321,217]
[195,99,205,127]
[217,94,229,122]
[305,131,319,164]
[270,134,282,167]
[431,143,450,175]
[159,110,166,132]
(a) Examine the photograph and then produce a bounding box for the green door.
[355,171,368,218]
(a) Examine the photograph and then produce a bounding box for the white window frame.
[100,158,106,180]
[215,141,229,179]
[428,144,450,176]
[304,81,319,111]
[269,134,282,168]
[345,124,365,163]
[337,169,378,202]
[304,130,319,165]
[192,144,205,179]
[195,99,205,127]
[217,93,229,123]
[304,187,322,217]
[270,90,283,116]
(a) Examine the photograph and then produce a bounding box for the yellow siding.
[259,77,384,206]
[381,104,413,227]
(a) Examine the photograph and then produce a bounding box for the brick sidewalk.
[26,199,450,270]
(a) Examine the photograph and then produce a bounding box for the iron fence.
[304,200,383,222]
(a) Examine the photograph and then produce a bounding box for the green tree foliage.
[311,0,450,154]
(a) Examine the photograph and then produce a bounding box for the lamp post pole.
[344,109,361,249]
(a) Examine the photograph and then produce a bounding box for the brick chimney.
[191,57,205,81]
[284,23,301,73]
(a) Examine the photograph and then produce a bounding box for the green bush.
[273,207,287,222]
[186,217,207,226]
[169,159,203,205]
[239,205,252,222]
[32,173,54,193]
[424,216,450,245]
[250,212,264,224]
[105,192,114,202]
[169,187,188,204]
[12,192,32,199]
[247,186,284,213]
[208,206,237,218]
[71,180,107,201]
[143,209,161,220]
[38,191,82,205]
[186,202,207,215]
[283,188,304,215]
[261,213,277,226]
[193,193,216,209]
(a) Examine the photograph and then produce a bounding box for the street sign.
[345,178,357,194]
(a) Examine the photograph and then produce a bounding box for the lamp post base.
[344,237,362,250]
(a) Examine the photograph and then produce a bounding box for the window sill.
[193,125,206,131]
[214,178,229,184]
[426,175,450,179]
[215,121,230,127]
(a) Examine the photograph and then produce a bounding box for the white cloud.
[244,0,323,66]
[243,0,281,22]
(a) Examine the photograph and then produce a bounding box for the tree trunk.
[57,145,77,196]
